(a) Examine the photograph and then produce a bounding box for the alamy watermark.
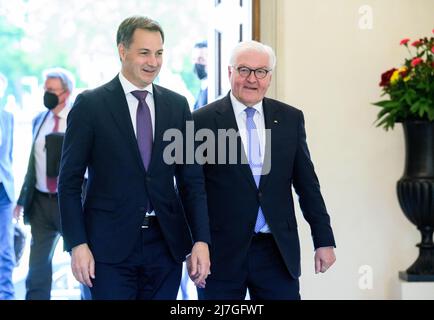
[358,265,373,290]
[162,121,272,175]
[358,5,373,30]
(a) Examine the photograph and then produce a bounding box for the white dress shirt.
[230,92,270,233]
[118,72,155,140]
[119,72,156,216]
[35,105,71,193]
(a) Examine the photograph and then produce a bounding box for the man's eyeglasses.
[45,88,66,95]
[234,66,271,79]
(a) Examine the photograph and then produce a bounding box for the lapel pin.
[274,120,278,124]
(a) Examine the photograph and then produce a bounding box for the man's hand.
[71,243,95,287]
[187,241,210,288]
[13,205,23,220]
[314,246,336,274]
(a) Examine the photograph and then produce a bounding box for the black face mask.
[194,63,207,80]
[43,91,59,110]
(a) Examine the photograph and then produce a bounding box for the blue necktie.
[131,90,153,170]
[245,107,266,233]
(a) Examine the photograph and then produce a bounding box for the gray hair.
[229,40,276,70]
[117,16,165,48]
[43,67,75,93]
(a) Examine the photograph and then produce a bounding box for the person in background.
[192,41,208,111]
[58,16,210,300]
[13,67,75,300]
[0,72,15,300]
[178,40,209,300]
[193,40,336,300]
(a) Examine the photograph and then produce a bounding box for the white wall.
[261,0,434,299]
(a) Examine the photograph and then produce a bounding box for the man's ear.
[118,44,126,62]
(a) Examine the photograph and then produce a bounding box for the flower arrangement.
[373,30,434,130]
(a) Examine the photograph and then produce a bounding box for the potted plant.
[373,30,434,281]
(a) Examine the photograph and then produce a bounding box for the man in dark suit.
[0,73,15,300]
[14,68,75,300]
[192,41,208,111]
[193,40,336,300]
[58,16,210,300]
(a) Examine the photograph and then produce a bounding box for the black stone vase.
[397,120,434,281]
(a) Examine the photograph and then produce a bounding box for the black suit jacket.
[17,111,50,224]
[193,93,335,279]
[58,75,210,264]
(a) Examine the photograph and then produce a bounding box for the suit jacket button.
[146,177,151,182]
[258,192,263,198]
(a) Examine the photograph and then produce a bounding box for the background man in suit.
[58,16,210,300]
[178,39,210,300]
[0,72,15,300]
[13,67,75,299]
[192,41,208,111]
[193,41,336,300]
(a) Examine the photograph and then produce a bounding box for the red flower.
[379,68,397,87]
[432,46,434,54]
[411,40,423,47]
[399,68,409,78]
[411,57,423,67]
[400,38,410,45]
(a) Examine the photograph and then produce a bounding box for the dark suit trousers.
[90,217,182,300]
[198,233,300,300]
[26,190,62,300]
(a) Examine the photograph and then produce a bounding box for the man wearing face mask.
[192,41,208,111]
[13,67,75,300]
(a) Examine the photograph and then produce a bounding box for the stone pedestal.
[398,280,434,300]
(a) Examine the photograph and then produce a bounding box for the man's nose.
[246,71,257,82]
[147,55,158,67]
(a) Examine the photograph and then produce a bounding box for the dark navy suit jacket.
[58,75,210,264]
[193,93,335,279]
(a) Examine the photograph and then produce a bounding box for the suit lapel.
[215,94,257,190]
[258,98,281,190]
[148,84,170,172]
[104,76,146,172]
[33,111,50,142]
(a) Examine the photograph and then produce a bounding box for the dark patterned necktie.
[131,90,153,170]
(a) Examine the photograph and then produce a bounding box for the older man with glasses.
[14,67,75,300]
[193,40,336,300]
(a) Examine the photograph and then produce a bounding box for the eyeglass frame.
[232,65,272,79]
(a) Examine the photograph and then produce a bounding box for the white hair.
[43,67,75,93]
[229,40,276,70]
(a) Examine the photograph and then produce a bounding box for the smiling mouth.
[244,86,258,91]
[142,69,157,74]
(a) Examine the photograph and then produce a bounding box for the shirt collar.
[230,91,263,117]
[119,71,153,96]
[52,104,71,120]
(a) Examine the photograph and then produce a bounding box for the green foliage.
[0,0,208,103]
